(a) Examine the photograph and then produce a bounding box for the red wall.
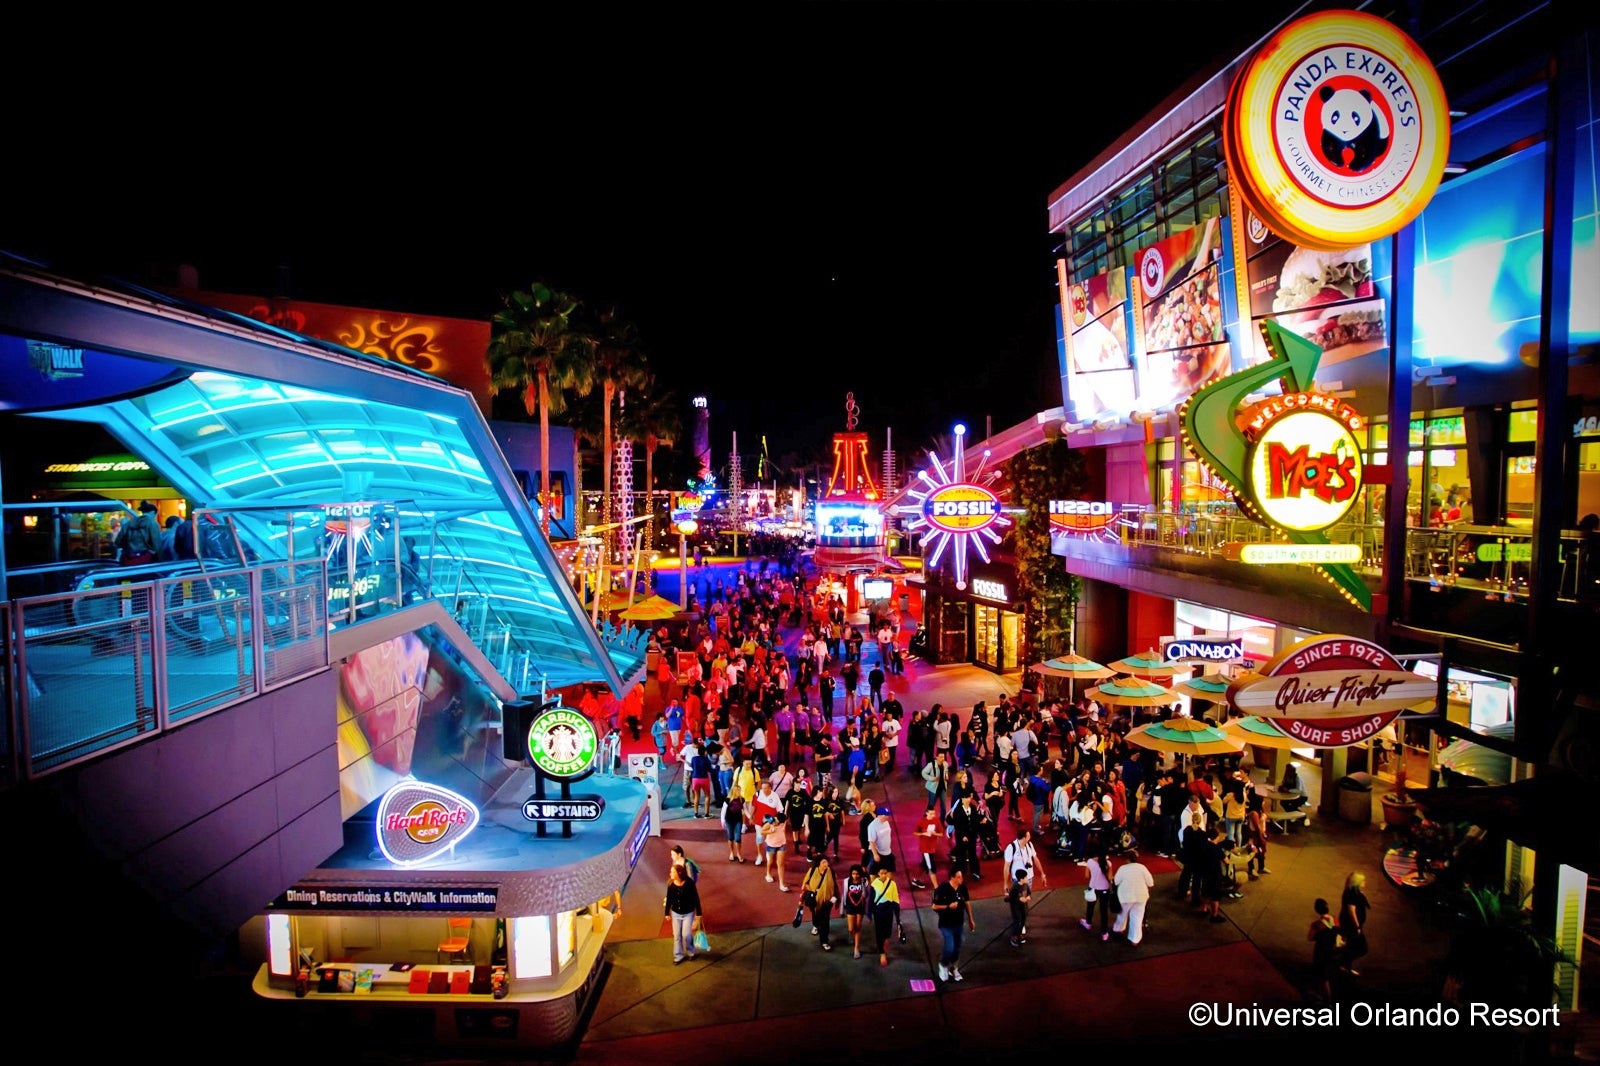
[1127,591,1174,658]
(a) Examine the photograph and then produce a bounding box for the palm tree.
[586,307,651,531]
[486,283,596,536]
[619,385,683,550]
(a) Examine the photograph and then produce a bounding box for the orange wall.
[180,289,492,416]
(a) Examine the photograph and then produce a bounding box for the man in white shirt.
[1110,857,1155,944]
[934,714,953,756]
[868,807,896,874]
[881,714,902,770]
[1002,828,1045,892]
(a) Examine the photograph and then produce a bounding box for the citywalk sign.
[1226,634,1434,746]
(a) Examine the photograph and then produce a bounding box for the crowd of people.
[641,554,1360,999]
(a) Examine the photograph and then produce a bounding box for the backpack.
[683,858,700,883]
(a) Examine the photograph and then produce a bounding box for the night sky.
[4,2,1305,472]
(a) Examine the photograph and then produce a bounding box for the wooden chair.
[437,917,472,963]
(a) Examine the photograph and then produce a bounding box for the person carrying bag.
[800,855,839,951]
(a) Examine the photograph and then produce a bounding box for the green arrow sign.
[1181,319,1371,610]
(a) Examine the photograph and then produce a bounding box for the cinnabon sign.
[1226,634,1434,746]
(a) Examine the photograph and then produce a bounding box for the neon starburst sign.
[895,424,1024,590]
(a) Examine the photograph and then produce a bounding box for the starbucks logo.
[527,706,598,779]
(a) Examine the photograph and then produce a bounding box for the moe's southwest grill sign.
[1225,10,1449,251]
[922,483,1002,533]
[1227,635,1434,746]
[376,782,480,868]
[1242,391,1364,532]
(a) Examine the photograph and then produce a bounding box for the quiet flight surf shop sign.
[1225,634,1434,746]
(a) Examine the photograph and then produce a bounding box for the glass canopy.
[0,257,645,695]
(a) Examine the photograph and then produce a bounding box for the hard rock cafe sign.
[376,781,481,868]
[1226,634,1434,746]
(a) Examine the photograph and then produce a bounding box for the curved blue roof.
[0,255,646,696]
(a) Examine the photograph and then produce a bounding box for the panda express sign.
[1225,9,1449,251]
[1227,634,1434,746]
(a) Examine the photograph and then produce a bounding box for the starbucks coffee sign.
[527,706,598,779]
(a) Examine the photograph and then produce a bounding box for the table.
[1257,787,1308,832]
[1383,847,1438,890]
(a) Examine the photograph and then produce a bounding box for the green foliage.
[1445,884,1569,1008]
[486,283,596,418]
[1003,437,1088,665]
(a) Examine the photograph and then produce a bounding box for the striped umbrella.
[1172,674,1231,701]
[1126,715,1245,756]
[1084,676,1179,707]
[1107,650,1188,679]
[1029,655,1115,681]
[1222,715,1305,751]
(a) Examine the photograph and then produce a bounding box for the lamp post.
[676,520,697,610]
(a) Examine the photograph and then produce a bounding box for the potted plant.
[1442,884,1569,1010]
[1380,758,1418,829]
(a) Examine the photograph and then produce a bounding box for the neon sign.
[375,781,480,868]
[971,578,1008,601]
[1244,402,1364,532]
[923,484,1001,532]
[1235,542,1364,565]
[1161,637,1245,663]
[527,705,598,779]
[896,424,1024,590]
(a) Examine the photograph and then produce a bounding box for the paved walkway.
[579,584,1473,1061]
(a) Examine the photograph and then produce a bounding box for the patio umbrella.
[1125,715,1245,757]
[1222,715,1304,751]
[1084,676,1180,708]
[1107,649,1188,679]
[586,590,634,612]
[617,594,684,621]
[1030,654,1114,681]
[1030,654,1114,706]
[1172,674,1231,701]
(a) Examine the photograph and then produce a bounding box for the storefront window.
[1396,413,1472,526]
[557,910,575,969]
[513,916,553,979]
[975,604,998,668]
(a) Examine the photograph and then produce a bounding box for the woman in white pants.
[1110,857,1155,945]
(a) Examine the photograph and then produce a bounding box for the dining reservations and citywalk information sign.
[1226,634,1434,746]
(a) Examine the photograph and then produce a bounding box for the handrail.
[4,560,328,782]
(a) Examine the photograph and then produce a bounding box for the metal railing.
[4,561,328,783]
[1109,505,1600,605]
[1117,506,1385,573]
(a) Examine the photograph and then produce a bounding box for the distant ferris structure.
[691,395,710,479]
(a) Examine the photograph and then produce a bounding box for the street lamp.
[676,518,698,610]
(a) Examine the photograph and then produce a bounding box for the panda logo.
[1317,85,1390,175]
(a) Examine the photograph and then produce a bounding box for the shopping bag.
[693,928,711,953]
[791,904,805,928]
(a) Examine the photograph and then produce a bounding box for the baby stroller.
[1049,818,1077,861]
[979,817,1003,860]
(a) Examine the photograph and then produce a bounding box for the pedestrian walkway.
[580,585,1469,1061]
